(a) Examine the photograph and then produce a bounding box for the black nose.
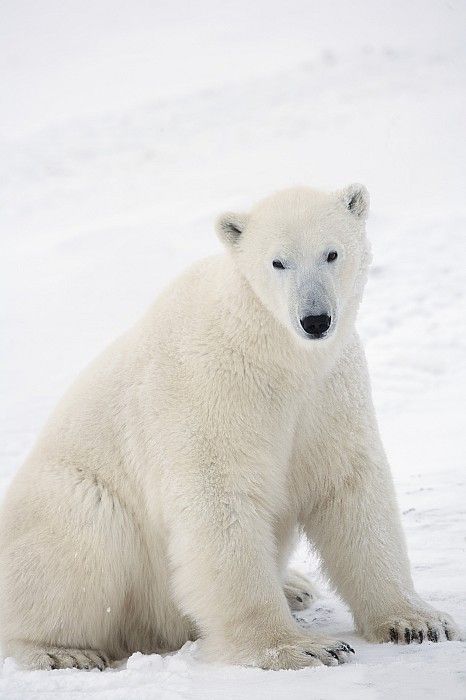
[300,314,331,338]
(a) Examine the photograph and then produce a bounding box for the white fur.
[0,185,460,671]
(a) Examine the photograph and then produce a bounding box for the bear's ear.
[338,183,370,219]
[215,211,249,247]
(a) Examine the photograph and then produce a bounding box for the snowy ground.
[1,1,466,698]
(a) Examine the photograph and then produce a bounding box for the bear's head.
[216,185,371,346]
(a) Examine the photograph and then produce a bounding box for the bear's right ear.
[215,212,249,247]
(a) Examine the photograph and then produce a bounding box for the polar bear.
[0,185,460,671]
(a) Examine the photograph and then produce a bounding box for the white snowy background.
[1,1,465,697]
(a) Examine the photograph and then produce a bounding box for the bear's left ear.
[215,211,249,247]
[338,183,370,220]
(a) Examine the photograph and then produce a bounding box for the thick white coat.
[0,186,459,670]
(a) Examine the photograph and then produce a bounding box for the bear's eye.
[327,251,338,262]
[272,260,285,269]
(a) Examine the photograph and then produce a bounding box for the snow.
[1,1,465,697]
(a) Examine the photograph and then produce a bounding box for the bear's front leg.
[161,450,354,669]
[303,465,461,645]
[301,342,461,645]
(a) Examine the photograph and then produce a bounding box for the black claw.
[303,592,310,597]
[338,642,355,654]
[293,615,307,625]
[48,654,59,670]
[296,596,303,603]
[445,628,451,641]
[304,651,317,657]
[427,627,439,643]
[404,628,411,644]
[390,628,397,643]
[327,649,339,661]
[419,630,424,643]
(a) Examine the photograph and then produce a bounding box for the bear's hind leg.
[284,569,320,611]
[5,641,110,671]
[0,463,153,668]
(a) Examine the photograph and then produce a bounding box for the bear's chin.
[291,327,337,348]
